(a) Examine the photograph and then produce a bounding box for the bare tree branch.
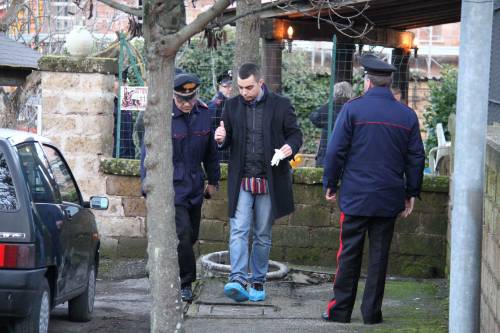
[173,0,231,47]
[207,0,290,29]
[96,0,142,17]
[0,0,24,32]
[203,0,373,40]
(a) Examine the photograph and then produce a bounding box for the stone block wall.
[35,56,147,254]
[480,127,500,332]
[100,159,450,278]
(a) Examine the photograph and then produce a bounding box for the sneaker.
[181,285,193,302]
[248,283,266,302]
[224,281,249,302]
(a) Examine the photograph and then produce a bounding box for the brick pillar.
[262,39,284,93]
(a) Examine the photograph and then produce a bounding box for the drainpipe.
[449,1,493,332]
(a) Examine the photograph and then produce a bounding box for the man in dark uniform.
[322,54,425,324]
[208,71,232,162]
[140,73,220,302]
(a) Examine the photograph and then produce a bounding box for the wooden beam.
[261,18,416,48]
[218,0,371,23]
[373,9,461,28]
[220,0,461,33]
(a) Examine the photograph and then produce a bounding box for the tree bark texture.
[142,1,185,332]
[233,0,261,91]
[140,0,231,332]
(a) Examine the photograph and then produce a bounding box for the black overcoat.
[220,91,303,220]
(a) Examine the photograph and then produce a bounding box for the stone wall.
[480,126,500,332]
[36,56,143,254]
[100,159,450,278]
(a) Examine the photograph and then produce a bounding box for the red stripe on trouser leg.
[327,212,345,319]
[334,212,345,285]
[327,299,337,318]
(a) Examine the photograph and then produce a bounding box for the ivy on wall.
[281,52,330,154]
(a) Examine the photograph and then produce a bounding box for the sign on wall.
[120,86,148,111]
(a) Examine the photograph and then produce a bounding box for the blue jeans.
[229,186,273,285]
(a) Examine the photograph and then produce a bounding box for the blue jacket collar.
[216,91,226,100]
[364,86,396,100]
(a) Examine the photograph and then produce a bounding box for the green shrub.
[177,36,235,102]
[282,51,330,154]
[423,65,458,152]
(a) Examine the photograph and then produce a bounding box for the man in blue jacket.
[322,54,425,324]
[140,73,220,302]
[208,71,233,162]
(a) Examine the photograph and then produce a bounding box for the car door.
[40,144,91,294]
[15,143,71,296]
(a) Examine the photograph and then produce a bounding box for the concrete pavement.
[46,265,448,332]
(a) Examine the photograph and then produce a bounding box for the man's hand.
[214,121,226,144]
[400,197,415,218]
[204,184,217,199]
[279,144,293,158]
[325,188,336,202]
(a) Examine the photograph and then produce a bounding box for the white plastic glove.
[271,149,286,166]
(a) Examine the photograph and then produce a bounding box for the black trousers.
[327,213,396,323]
[175,204,202,287]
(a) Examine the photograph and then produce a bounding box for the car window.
[0,151,18,211]
[17,144,58,204]
[42,145,81,205]
[32,142,62,202]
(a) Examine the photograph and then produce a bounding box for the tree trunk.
[233,0,261,89]
[142,1,185,332]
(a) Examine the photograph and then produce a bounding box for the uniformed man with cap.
[208,70,232,162]
[140,72,220,302]
[321,54,425,324]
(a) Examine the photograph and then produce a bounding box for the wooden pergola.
[218,0,462,97]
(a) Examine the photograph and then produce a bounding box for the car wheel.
[12,278,50,333]
[68,264,96,322]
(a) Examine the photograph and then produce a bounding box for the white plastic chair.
[428,123,451,175]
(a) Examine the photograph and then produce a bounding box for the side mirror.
[88,196,109,210]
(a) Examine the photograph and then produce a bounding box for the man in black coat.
[322,54,425,324]
[214,63,302,302]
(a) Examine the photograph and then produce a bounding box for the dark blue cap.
[175,67,184,75]
[174,73,200,100]
[361,54,396,76]
[217,70,232,86]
